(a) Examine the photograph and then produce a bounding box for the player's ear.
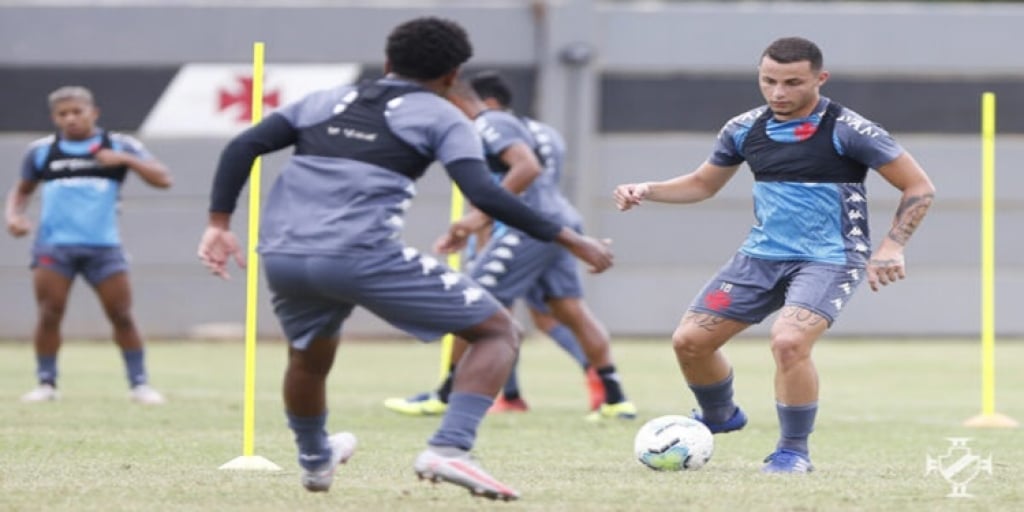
[816,70,830,87]
[383,60,392,75]
[440,68,459,90]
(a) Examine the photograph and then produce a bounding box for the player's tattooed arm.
[887,192,934,245]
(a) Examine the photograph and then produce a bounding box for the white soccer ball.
[633,415,714,471]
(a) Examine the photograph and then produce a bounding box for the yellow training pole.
[964,92,1018,428]
[220,42,285,469]
[438,183,466,380]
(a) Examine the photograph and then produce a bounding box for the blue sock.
[776,402,817,456]
[287,412,330,470]
[121,349,147,387]
[36,355,58,386]
[546,324,588,369]
[503,355,521,400]
[688,371,737,424]
[428,392,492,451]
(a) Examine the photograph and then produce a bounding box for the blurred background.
[1,0,1021,340]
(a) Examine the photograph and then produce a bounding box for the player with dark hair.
[197,17,612,500]
[6,85,172,405]
[614,36,935,473]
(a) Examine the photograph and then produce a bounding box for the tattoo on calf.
[888,193,934,245]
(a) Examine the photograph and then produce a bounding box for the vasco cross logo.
[924,438,993,498]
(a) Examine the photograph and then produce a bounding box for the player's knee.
[671,328,713,362]
[769,334,811,368]
[37,303,66,328]
[106,309,136,331]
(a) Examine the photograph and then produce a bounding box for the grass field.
[1,337,1022,512]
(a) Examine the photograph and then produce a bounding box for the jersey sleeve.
[833,107,905,169]
[476,111,533,158]
[708,107,763,167]
[112,133,154,160]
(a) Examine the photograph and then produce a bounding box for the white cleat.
[129,384,166,405]
[302,432,358,492]
[413,446,520,501]
[21,384,59,403]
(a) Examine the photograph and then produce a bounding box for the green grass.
[1,338,1022,512]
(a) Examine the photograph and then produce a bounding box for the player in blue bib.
[197,17,613,500]
[614,37,935,473]
[6,86,172,405]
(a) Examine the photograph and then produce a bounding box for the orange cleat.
[488,396,529,413]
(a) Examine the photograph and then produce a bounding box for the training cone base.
[963,413,1019,428]
[219,455,283,471]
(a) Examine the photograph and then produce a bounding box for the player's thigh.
[687,253,789,324]
[82,247,133,313]
[30,246,76,311]
[469,229,558,305]
[344,248,505,342]
[263,253,355,351]
[783,261,865,327]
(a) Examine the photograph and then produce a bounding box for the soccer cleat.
[691,406,747,434]
[762,448,814,474]
[414,446,520,501]
[20,384,59,403]
[585,367,605,411]
[302,432,358,492]
[584,401,638,422]
[488,396,529,413]
[129,384,166,405]
[383,392,447,416]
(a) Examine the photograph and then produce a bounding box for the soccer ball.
[633,415,714,471]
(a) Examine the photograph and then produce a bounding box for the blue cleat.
[691,406,748,434]
[762,448,814,474]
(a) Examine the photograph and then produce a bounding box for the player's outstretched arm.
[613,161,739,211]
[5,180,37,237]
[866,152,935,292]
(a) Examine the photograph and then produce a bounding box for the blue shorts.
[262,246,504,350]
[689,252,865,326]
[467,225,583,309]
[31,245,128,286]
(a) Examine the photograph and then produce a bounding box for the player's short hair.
[469,71,512,108]
[48,86,94,109]
[386,17,473,80]
[762,37,823,71]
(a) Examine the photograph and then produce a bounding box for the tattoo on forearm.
[888,193,934,245]
[682,311,726,332]
[779,306,826,333]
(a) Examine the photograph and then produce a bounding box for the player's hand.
[92,148,128,167]
[866,248,906,292]
[6,215,32,237]
[556,228,614,274]
[613,182,650,211]
[433,211,490,254]
[197,225,245,279]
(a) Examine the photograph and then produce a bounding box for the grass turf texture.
[0,338,1021,512]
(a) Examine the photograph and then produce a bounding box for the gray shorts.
[467,226,583,308]
[31,245,128,286]
[262,247,504,350]
[689,252,865,326]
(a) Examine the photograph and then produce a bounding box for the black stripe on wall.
[357,66,538,118]
[600,73,1024,134]
[0,67,180,132]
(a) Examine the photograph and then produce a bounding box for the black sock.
[597,365,626,404]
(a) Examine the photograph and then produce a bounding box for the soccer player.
[384,71,608,416]
[5,86,172,405]
[196,17,612,500]
[613,37,935,473]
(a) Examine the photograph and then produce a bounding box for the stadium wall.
[1,1,1021,339]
